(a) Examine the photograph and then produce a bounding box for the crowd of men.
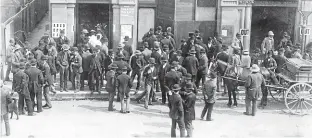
[3,24,312,137]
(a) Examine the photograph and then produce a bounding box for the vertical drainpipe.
[216,0,222,34]
[0,24,5,80]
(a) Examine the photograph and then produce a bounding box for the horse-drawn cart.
[267,58,312,115]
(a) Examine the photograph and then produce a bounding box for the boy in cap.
[116,66,133,113]
[201,72,217,121]
[181,82,196,137]
[196,48,209,88]
[57,29,70,52]
[180,73,197,94]
[13,63,35,116]
[89,47,103,94]
[168,84,186,137]
[106,64,118,111]
[56,44,71,92]
[40,55,53,109]
[71,47,83,93]
[25,59,44,112]
[80,46,92,90]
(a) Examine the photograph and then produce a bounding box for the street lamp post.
[298,0,312,54]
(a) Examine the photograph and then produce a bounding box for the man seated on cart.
[262,50,280,86]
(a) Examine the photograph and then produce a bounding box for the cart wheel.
[285,83,312,115]
[268,87,284,102]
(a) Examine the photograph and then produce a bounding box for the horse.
[210,59,271,107]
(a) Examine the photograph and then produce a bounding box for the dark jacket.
[164,70,181,91]
[161,38,174,51]
[180,81,198,94]
[116,73,132,94]
[177,66,188,76]
[25,66,44,93]
[168,93,184,119]
[111,60,131,75]
[39,62,53,86]
[245,72,266,100]
[202,79,217,103]
[13,70,29,94]
[216,51,229,63]
[274,55,287,73]
[182,92,196,121]
[104,55,114,71]
[105,70,116,93]
[158,63,170,82]
[124,42,133,56]
[56,36,70,51]
[130,55,145,71]
[143,65,158,85]
[90,54,104,74]
[151,51,162,67]
[198,54,209,75]
[115,50,130,61]
[81,51,92,72]
[71,54,83,73]
[56,51,70,67]
[183,55,199,75]
[1,86,12,115]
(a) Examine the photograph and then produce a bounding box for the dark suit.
[164,70,181,92]
[182,92,196,137]
[1,86,12,136]
[13,70,33,115]
[124,42,133,57]
[180,81,198,94]
[196,54,209,88]
[81,51,92,89]
[245,72,266,116]
[168,93,186,137]
[106,70,116,111]
[158,63,170,104]
[89,54,103,92]
[56,36,70,52]
[71,54,83,92]
[25,66,44,112]
[274,55,287,73]
[201,79,217,120]
[40,62,53,107]
[183,55,199,82]
[56,51,70,91]
[151,51,162,92]
[130,55,145,90]
[116,73,132,112]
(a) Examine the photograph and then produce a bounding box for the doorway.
[138,8,155,44]
[250,7,296,50]
[76,4,112,48]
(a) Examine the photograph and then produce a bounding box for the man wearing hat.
[180,82,196,137]
[80,46,92,90]
[13,62,34,116]
[106,64,118,111]
[303,42,312,60]
[141,42,152,63]
[56,29,70,52]
[168,84,186,137]
[80,29,89,43]
[116,43,130,63]
[231,33,243,57]
[104,49,114,75]
[158,56,171,104]
[274,48,287,73]
[213,36,223,57]
[147,35,158,50]
[70,47,83,92]
[166,27,174,39]
[263,50,279,85]
[56,44,71,92]
[180,73,197,94]
[151,42,162,66]
[161,32,175,51]
[196,48,209,88]
[89,47,104,94]
[245,64,266,116]
[250,48,261,66]
[137,58,158,109]
[4,38,17,81]
[164,63,182,93]
[123,36,133,57]
[194,29,200,38]
[39,55,53,109]
[216,44,230,93]
[130,50,145,91]
[206,37,215,64]
[261,31,275,55]
[155,26,163,36]
[116,66,133,113]
[142,28,154,43]
[201,72,217,121]
[25,59,44,112]
[182,48,199,82]
[278,32,292,49]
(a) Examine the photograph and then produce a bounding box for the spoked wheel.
[285,83,312,115]
[268,87,285,102]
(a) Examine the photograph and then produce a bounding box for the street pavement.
[2,100,312,138]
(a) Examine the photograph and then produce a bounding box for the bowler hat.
[185,73,192,80]
[149,58,156,64]
[124,36,130,40]
[189,49,196,54]
[62,44,70,50]
[161,56,168,61]
[122,66,128,70]
[172,84,181,91]
[81,29,89,34]
[108,49,114,53]
[90,30,96,33]
[163,45,169,50]
[171,61,179,67]
[185,82,194,90]
[221,45,228,50]
[41,55,48,60]
[157,26,162,30]
[109,64,118,69]
[19,63,26,69]
[195,30,200,33]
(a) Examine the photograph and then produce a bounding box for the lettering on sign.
[120,6,135,25]
[238,0,254,4]
[300,27,311,35]
[240,29,249,36]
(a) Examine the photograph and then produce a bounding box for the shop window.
[52,23,66,37]
[197,0,216,7]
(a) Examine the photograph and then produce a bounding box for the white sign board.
[240,29,249,36]
[300,27,311,35]
[52,23,66,37]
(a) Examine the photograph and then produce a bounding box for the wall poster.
[120,24,133,43]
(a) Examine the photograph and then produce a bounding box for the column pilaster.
[244,6,252,51]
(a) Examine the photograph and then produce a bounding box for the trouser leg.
[269,70,279,85]
[1,113,10,136]
[201,102,209,119]
[108,92,115,111]
[195,72,201,88]
[184,119,193,137]
[136,71,141,90]
[120,92,125,112]
[178,118,186,137]
[252,99,257,116]
[43,85,52,107]
[18,93,25,114]
[36,90,43,112]
[192,75,196,83]
[207,103,214,120]
[24,93,34,115]
[30,91,35,110]
[64,67,69,90]
[160,82,167,104]
[125,96,130,112]
[171,119,177,137]
[95,71,100,92]
[145,84,152,108]
[261,87,268,106]
[80,72,86,89]
[74,72,81,92]
[245,98,251,114]
[5,63,11,80]
[60,67,65,90]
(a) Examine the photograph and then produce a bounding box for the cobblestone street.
[2,100,312,138]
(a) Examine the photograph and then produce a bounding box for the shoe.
[60,89,63,92]
[120,111,126,114]
[43,106,52,109]
[64,89,68,92]
[28,113,36,116]
[108,108,116,111]
[243,112,251,116]
[152,99,157,102]
[42,104,48,108]
[126,111,130,113]
[206,119,213,121]
[70,87,75,90]
[227,103,232,107]
[144,106,148,109]
[148,103,153,105]
[136,100,141,104]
